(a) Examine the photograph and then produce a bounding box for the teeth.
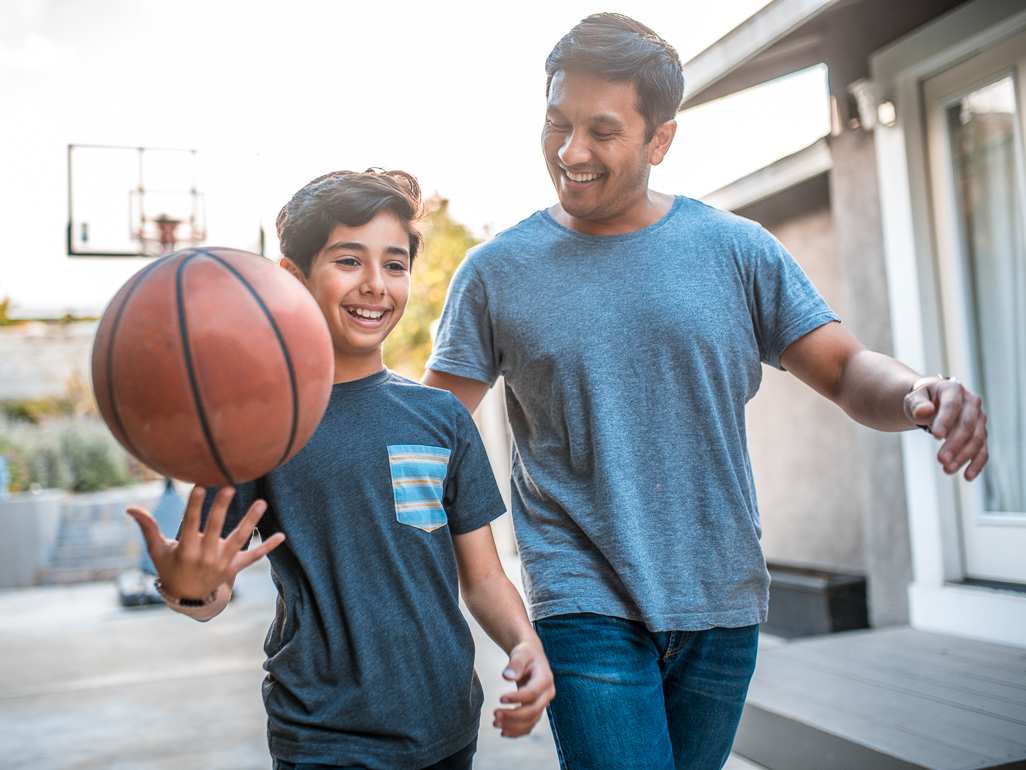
[353,308,383,319]
[567,172,600,182]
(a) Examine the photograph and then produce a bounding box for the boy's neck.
[333,351,386,384]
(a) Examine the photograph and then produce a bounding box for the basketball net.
[135,212,207,257]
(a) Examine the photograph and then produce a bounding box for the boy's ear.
[279,258,306,285]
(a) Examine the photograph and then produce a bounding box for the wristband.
[153,578,219,608]
[911,375,958,434]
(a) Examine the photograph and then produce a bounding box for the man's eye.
[545,119,570,131]
[593,132,613,140]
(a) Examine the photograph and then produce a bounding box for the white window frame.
[870,0,1026,648]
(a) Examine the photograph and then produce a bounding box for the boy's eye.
[335,257,359,267]
[386,261,409,273]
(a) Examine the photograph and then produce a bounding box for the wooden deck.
[733,627,1026,770]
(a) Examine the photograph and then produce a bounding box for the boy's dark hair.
[276,168,425,276]
[545,12,684,142]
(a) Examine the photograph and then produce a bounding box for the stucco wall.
[0,322,97,400]
[740,176,869,575]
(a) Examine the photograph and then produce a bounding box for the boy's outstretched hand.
[494,638,556,737]
[127,485,285,605]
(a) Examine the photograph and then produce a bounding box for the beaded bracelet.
[153,578,219,608]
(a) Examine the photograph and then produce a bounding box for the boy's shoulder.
[373,370,475,426]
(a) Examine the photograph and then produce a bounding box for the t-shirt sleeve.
[426,255,500,384]
[747,225,840,370]
[442,395,506,535]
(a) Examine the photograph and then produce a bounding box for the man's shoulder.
[673,195,766,235]
[465,209,555,262]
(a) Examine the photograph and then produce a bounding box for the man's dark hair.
[276,168,425,276]
[545,12,684,141]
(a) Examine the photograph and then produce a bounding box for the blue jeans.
[271,737,476,770]
[534,614,758,770]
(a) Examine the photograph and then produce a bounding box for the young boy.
[127,169,554,770]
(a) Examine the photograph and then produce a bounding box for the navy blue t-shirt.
[205,369,505,769]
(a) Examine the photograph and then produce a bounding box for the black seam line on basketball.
[106,256,171,470]
[194,249,300,468]
[176,253,236,486]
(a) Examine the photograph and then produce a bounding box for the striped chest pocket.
[387,445,451,532]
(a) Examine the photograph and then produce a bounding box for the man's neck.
[550,190,675,236]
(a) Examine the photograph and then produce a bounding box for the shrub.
[0,417,138,493]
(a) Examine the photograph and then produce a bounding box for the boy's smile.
[284,213,411,383]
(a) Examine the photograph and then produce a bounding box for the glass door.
[925,30,1026,584]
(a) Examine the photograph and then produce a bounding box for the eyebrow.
[326,241,410,259]
[545,106,627,129]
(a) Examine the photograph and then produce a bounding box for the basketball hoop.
[130,148,208,256]
[156,215,181,254]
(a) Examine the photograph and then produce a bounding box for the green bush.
[0,417,136,493]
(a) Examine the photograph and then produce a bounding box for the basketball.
[91,247,334,487]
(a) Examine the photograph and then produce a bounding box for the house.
[683,0,1026,766]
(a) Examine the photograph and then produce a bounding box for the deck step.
[732,627,1026,770]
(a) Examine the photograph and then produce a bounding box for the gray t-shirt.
[427,196,838,632]
[205,369,505,768]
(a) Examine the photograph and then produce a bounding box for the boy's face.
[285,212,411,380]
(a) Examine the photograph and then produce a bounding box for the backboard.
[68,145,264,257]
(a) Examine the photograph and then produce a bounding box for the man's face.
[542,68,656,225]
[286,213,411,373]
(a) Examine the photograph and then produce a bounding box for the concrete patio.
[0,555,764,770]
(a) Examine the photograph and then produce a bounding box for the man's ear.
[648,119,677,166]
[280,257,306,285]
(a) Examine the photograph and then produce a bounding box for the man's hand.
[126,485,285,602]
[905,376,988,480]
[493,638,556,738]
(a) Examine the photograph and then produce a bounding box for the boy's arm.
[127,485,285,622]
[452,525,555,738]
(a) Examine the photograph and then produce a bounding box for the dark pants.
[534,613,759,770]
[271,737,476,770]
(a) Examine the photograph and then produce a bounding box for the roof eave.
[680,0,839,110]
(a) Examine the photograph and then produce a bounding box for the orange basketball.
[92,247,334,487]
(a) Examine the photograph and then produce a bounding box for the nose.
[361,264,386,296]
[557,130,591,167]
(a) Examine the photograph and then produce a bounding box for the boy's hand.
[493,638,556,738]
[127,485,285,602]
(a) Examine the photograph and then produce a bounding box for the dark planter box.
[762,563,869,638]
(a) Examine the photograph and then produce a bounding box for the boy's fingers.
[126,507,165,551]
[200,486,236,558]
[225,499,268,551]
[234,532,285,570]
[177,485,207,542]
[493,704,544,737]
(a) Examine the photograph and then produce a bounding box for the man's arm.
[779,321,988,480]
[422,369,491,415]
[451,525,555,738]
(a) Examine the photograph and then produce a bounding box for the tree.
[383,195,480,379]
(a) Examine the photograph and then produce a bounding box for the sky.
[0,0,830,317]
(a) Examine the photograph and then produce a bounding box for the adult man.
[423,13,987,770]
